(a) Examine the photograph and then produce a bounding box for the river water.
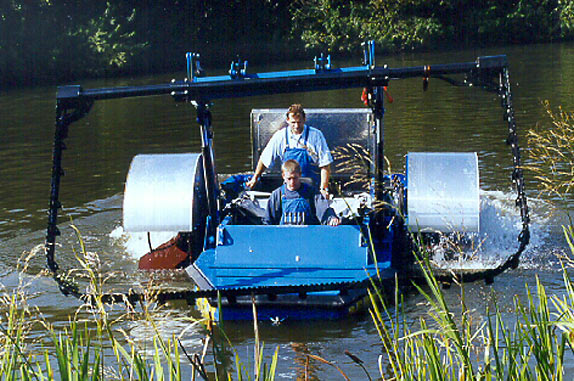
[1,42,574,378]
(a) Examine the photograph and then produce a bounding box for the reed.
[0,230,571,381]
[0,226,279,380]
[525,100,574,201]
[365,248,574,380]
[360,102,574,380]
[331,143,377,190]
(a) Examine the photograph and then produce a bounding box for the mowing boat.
[44,42,530,321]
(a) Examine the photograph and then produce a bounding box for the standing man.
[246,104,333,199]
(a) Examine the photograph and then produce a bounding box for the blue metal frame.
[55,52,507,107]
[195,221,391,290]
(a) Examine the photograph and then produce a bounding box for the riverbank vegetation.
[292,0,574,53]
[526,101,574,202]
[4,226,574,379]
[2,0,574,87]
[0,237,280,380]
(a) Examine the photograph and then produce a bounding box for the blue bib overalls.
[282,126,319,185]
[279,184,313,225]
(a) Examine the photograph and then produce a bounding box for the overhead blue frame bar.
[56,55,508,107]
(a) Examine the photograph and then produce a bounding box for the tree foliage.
[289,0,574,53]
[1,0,573,87]
[290,0,443,53]
[0,0,293,87]
[0,1,145,86]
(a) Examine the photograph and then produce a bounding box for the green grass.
[0,227,279,380]
[366,251,574,380]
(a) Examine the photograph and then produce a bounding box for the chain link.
[501,67,530,257]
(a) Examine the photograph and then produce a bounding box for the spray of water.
[429,189,555,270]
[110,226,178,260]
[109,189,559,272]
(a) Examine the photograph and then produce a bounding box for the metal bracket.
[186,52,204,82]
[466,55,508,91]
[229,59,248,79]
[45,99,93,284]
[314,53,331,72]
[362,40,375,69]
[194,103,219,248]
[423,65,430,91]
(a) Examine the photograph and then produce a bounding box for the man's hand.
[327,217,341,226]
[247,161,266,189]
[246,174,259,189]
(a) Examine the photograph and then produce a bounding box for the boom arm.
[56,55,507,108]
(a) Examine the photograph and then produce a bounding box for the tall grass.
[366,249,574,380]
[525,100,574,201]
[0,226,278,380]
[362,101,574,380]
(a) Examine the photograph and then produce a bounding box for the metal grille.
[250,108,374,176]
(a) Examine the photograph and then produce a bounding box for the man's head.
[281,159,302,191]
[286,104,306,134]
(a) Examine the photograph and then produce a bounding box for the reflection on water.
[0,42,574,378]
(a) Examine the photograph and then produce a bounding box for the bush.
[289,0,574,54]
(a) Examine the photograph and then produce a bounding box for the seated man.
[263,160,340,226]
[246,104,333,199]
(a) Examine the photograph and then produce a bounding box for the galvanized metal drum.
[123,153,206,232]
[406,152,480,233]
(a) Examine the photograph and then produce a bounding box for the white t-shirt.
[259,125,333,169]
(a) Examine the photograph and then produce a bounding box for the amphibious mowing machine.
[45,42,530,321]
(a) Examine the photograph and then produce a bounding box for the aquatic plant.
[525,100,574,202]
[331,143,375,191]
[0,226,279,380]
[365,249,574,380]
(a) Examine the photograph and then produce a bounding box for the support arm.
[195,103,219,249]
[45,97,92,295]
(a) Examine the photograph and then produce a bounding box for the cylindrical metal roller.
[407,152,480,233]
[123,153,206,232]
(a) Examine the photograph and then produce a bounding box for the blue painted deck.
[195,224,391,289]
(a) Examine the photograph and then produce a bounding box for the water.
[1,42,574,378]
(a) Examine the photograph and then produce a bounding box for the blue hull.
[189,223,396,321]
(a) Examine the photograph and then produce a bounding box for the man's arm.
[319,164,331,199]
[247,130,282,189]
[263,189,281,225]
[246,159,267,189]
[312,128,333,199]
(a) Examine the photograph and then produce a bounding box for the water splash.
[430,189,556,270]
[110,226,178,260]
[109,189,562,272]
